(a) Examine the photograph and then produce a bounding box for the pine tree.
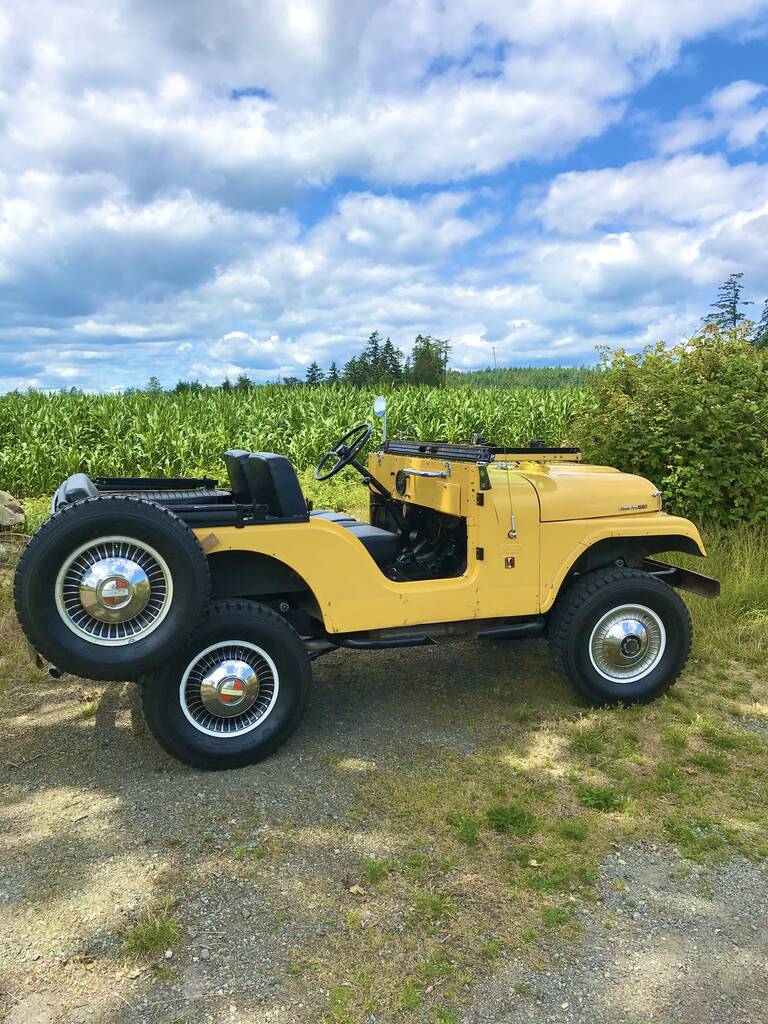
[234,373,253,391]
[703,272,753,330]
[327,361,340,383]
[381,338,403,382]
[753,299,768,348]
[221,377,233,391]
[305,361,324,385]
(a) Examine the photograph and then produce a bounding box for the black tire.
[14,495,210,681]
[548,568,692,706]
[140,600,311,770]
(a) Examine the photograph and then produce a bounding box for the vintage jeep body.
[14,409,719,769]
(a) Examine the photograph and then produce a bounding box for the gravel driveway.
[2,641,767,1024]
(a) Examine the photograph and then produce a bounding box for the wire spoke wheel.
[589,602,666,683]
[55,535,173,646]
[180,640,280,738]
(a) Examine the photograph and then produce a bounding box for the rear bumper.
[643,558,721,599]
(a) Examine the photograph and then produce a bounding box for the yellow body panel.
[193,450,706,634]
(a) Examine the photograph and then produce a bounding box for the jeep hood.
[514,464,662,522]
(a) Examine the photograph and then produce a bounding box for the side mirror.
[373,395,387,441]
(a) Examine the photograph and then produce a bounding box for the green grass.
[487,804,537,836]
[123,900,181,959]
[574,782,626,813]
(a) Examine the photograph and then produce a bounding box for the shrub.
[575,327,768,526]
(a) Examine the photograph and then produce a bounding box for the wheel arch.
[541,521,707,615]
[207,549,320,605]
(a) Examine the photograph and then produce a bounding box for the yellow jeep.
[15,402,719,769]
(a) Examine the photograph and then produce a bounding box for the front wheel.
[141,600,312,769]
[548,568,692,706]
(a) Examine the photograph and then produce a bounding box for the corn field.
[1,385,592,497]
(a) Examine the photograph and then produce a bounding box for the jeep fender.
[539,514,707,614]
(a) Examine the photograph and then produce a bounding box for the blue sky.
[0,1,767,391]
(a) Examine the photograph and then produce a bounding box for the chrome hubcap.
[55,537,172,645]
[79,558,151,622]
[180,641,279,737]
[589,603,666,683]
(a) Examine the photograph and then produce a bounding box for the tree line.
[146,272,767,395]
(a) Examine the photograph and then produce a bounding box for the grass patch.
[362,857,390,884]
[555,819,589,842]
[541,906,572,928]
[690,752,731,775]
[487,804,537,836]
[448,813,482,848]
[574,782,625,813]
[124,900,180,959]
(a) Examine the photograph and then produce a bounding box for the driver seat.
[224,450,399,567]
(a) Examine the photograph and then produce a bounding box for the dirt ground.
[2,637,768,1024]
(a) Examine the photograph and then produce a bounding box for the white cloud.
[527,154,768,234]
[657,79,768,154]
[2,2,768,391]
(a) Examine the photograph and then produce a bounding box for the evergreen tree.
[343,354,366,386]
[234,373,254,391]
[381,337,403,382]
[327,361,340,383]
[305,361,324,385]
[753,299,768,348]
[406,335,451,386]
[221,377,233,391]
[703,272,753,330]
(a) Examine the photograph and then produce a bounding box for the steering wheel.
[315,422,373,481]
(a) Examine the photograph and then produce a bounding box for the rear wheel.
[548,568,692,705]
[140,600,312,769]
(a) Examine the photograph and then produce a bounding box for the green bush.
[575,327,768,526]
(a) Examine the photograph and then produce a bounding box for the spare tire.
[14,495,211,681]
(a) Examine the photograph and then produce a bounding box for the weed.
[541,906,572,928]
[555,819,589,842]
[400,980,423,1010]
[448,813,482,848]
[690,752,731,775]
[521,927,537,943]
[124,900,180,959]
[413,891,456,922]
[661,725,688,753]
[362,857,390,884]
[487,804,537,836]
[514,982,532,996]
[327,985,354,1024]
[663,816,729,864]
[574,782,625,813]
[481,940,502,961]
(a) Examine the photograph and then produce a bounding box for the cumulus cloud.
[656,80,768,154]
[1,2,768,390]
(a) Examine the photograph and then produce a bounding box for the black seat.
[340,522,400,565]
[310,510,356,522]
[243,453,309,519]
[226,451,398,566]
[223,450,253,504]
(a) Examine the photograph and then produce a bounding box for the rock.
[0,489,24,527]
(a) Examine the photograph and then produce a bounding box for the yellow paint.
[193,450,707,635]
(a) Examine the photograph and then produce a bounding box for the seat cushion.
[341,522,399,566]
